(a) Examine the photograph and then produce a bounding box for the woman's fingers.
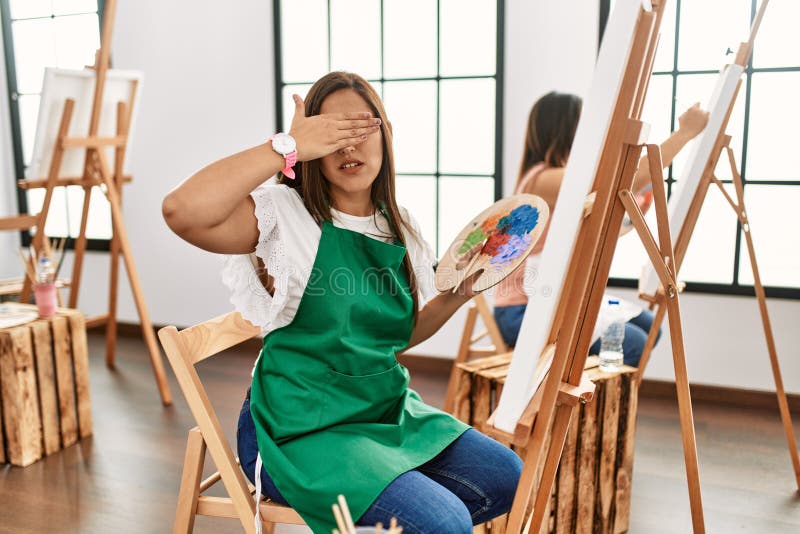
[334,125,381,140]
[337,118,382,130]
[332,135,369,152]
[293,94,305,113]
[289,94,307,130]
[332,111,373,121]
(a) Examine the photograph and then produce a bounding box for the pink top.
[493,163,549,308]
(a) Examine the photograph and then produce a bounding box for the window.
[274,0,504,255]
[602,0,800,298]
[1,0,109,248]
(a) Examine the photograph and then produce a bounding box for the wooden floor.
[1,332,799,533]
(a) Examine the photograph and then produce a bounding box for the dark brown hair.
[516,91,582,188]
[278,71,420,317]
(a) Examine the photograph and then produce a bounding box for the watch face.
[272,133,296,155]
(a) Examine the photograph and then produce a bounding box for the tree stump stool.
[454,353,639,534]
[0,303,92,466]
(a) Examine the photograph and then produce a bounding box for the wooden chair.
[157,312,305,534]
[443,293,509,413]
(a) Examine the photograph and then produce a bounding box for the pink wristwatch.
[268,133,298,179]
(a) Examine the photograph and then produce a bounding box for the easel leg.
[68,185,92,309]
[444,304,478,414]
[622,144,705,532]
[527,404,573,534]
[506,419,548,532]
[20,101,75,304]
[664,295,705,533]
[741,224,800,489]
[106,99,128,370]
[725,148,800,489]
[106,192,121,368]
[636,303,666,381]
[95,150,173,405]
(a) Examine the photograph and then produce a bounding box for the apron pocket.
[320,362,410,427]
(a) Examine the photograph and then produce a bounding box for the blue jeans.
[493,305,662,367]
[237,393,522,534]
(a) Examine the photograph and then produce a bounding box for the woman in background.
[493,91,709,366]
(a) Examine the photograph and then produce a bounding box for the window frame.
[272,0,505,254]
[600,0,800,300]
[0,0,109,252]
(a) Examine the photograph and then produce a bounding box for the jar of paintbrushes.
[17,239,66,319]
[33,255,57,318]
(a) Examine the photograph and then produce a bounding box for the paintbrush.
[452,246,484,294]
[53,237,67,281]
[337,495,356,533]
[332,503,348,534]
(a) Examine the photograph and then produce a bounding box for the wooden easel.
[484,2,707,532]
[443,293,508,414]
[15,0,172,405]
[634,0,800,490]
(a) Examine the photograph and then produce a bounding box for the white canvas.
[638,63,744,297]
[493,0,649,433]
[25,67,143,180]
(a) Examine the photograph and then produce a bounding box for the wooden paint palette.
[435,194,549,293]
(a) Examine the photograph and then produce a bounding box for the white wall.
[2,0,798,396]
[53,0,275,326]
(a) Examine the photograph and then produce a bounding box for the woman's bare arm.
[162,95,382,255]
[162,144,283,254]
[632,103,709,192]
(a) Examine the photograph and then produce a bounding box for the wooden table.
[0,303,92,466]
[453,353,639,534]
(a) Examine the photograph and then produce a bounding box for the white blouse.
[221,182,439,335]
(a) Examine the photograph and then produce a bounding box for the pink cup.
[34,282,57,318]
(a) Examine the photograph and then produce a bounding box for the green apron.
[250,220,469,534]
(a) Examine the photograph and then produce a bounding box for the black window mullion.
[273,0,284,132]
[732,0,758,288]
[493,0,504,202]
[434,0,441,254]
[326,0,332,72]
[667,0,682,198]
[378,0,384,100]
[0,0,29,225]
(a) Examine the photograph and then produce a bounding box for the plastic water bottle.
[36,256,55,284]
[599,299,625,372]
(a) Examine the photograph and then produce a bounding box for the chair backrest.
[158,312,262,528]
[443,293,509,413]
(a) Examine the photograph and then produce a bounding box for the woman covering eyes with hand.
[163,71,522,534]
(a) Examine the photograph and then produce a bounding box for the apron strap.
[253,453,264,534]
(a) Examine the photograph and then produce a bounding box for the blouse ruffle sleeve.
[401,207,439,309]
[220,184,288,332]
